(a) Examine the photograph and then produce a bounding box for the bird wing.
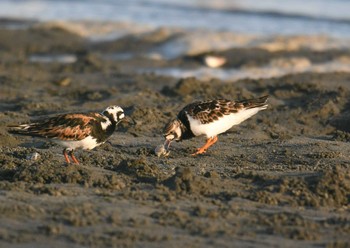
[181,96,268,125]
[180,99,239,124]
[11,113,104,141]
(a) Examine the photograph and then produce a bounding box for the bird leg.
[63,148,71,163]
[192,136,218,155]
[68,150,80,164]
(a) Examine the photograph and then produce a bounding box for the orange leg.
[63,149,71,163]
[69,150,80,164]
[192,136,218,155]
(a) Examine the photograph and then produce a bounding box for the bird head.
[102,106,125,124]
[163,119,182,150]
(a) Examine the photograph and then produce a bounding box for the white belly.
[53,136,100,150]
[188,108,263,138]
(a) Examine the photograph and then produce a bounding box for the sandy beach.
[0,20,350,247]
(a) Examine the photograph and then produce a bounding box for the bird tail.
[240,95,268,110]
[8,123,37,136]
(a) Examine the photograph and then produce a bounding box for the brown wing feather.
[15,113,105,141]
[182,96,268,124]
[237,95,268,110]
[182,99,240,124]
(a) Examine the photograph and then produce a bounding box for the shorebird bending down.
[163,95,268,155]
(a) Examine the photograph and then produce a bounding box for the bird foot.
[69,152,80,164]
[191,148,207,156]
[64,150,71,164]
[63,149,80,164]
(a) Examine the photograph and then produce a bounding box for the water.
[2,0,349,81]
[0,0,350,38]
[141,59,350,81]
[29,54,77,63]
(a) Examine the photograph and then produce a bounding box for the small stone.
[154,144,170,157]
[55,77,71,87]
[203,55,226,68]
[26,152,41,161]
[155,144,165,157]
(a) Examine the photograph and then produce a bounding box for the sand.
[0,24,349,247]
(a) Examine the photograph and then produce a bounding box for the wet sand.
[0,23,349,247]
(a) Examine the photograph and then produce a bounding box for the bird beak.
[121,116,136,126]
[164,139,171,151]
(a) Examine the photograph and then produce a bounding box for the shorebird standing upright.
[9,105,127,164]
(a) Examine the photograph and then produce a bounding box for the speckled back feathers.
[181,95,268,124]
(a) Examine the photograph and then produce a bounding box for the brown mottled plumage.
[163,96,268,155]
[8,106,126,164]
[23,113,105,141]
[183,98,267,124]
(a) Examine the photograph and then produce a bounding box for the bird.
[8,105,127,164]
[163,95,268,155]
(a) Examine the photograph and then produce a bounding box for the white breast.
[187,107,264,138]
[53,135,101,150]
[100,117,112,130]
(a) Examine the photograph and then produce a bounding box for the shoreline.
[0,21,349,247]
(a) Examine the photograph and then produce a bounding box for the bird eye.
[117,111,124,119]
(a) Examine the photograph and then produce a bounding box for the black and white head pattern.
[102,106,125,124]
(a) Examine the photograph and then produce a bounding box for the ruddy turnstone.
[8,105,127,164]
[163,95,268,155]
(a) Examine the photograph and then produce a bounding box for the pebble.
[154,144,170,157]
[203,55,226,68]
[26,152,41,161]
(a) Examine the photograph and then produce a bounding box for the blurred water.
[29,54,77,63]
[0,0,350,38]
